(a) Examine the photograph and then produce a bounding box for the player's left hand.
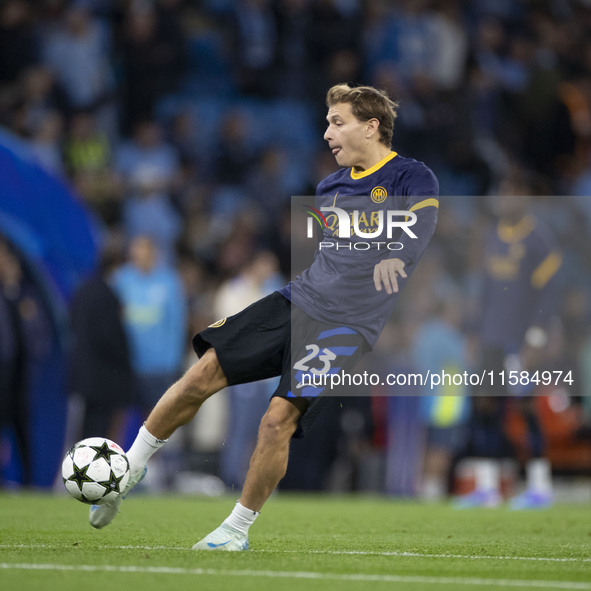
[374,258,407,294]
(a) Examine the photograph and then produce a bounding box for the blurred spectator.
[580,318,591,426]
[245,145,292,223]
[389,0,440,84]
[0,240,52,486]
[119,4,186,131]
[29,109,64,175]
[176,248,215,338]
[309,0,362,90]
[562,287,591,392]
[0,286,15,403]
[168,107,209,177]
[365,0,438,90]
[115,119,180,192]
[0,284,15,397]
[430,1,468,91]
[0,0,37,88]
[214,214,260,279]
[232,0,278,96]
[512,63,576,188]
[123,164,183,264]
[111,235,187,415]
[0,241,29,486]
[212,109,259,188]
[412,285,470,501]
[69,244,134,441]
[272,0,314,99]
[42,2,113,113]
[8,66,62,137]
[64,109,111,176]
[63,108,122,222]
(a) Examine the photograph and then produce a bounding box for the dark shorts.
[473,346,507,397]
[193,292,370,437]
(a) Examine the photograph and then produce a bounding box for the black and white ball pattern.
[62,437,130,505]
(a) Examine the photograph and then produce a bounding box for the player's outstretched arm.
[373,258,407,294]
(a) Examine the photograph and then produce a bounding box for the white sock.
[475,459,500,492]
[126,424,167,474]
[420,476,446,501]
[223,502,260,535]
[526,458,552,493]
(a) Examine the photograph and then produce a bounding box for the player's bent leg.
[90,349,228,530]
[145,348,228,440]
[193,397,307,551]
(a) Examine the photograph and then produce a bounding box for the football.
[62,437,130,505]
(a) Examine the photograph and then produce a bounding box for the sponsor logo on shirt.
[370,186,388,203]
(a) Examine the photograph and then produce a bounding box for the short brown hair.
[326,84,399,147]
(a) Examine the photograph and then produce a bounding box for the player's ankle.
[222,502,260,536]
[126,424,167,469]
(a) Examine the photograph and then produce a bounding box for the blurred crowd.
[1,0,591,497]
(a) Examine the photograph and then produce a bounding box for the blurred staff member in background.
[457,175,562,509]
[0,240,29,487]
[112,235,187,418]
[69,243,134,441]
[0,239,51,487]
[412,285,470,501]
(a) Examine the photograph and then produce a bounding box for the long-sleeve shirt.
[281,151,439,346]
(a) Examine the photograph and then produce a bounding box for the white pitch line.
[284,549,591,563]
[1,544,590,563]
[0,562,590,589]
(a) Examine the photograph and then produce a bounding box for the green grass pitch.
[1,492,590,590]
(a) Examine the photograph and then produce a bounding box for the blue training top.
[280,151,439,347]
[480,214,562,350]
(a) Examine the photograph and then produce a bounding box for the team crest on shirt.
[370,186,388,203]
[209,318,227,328]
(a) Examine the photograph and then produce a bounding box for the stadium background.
[0,0,590,498]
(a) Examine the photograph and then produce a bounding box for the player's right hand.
[373,258,407,294]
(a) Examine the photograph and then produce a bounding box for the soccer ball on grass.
[62,437,130,505]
